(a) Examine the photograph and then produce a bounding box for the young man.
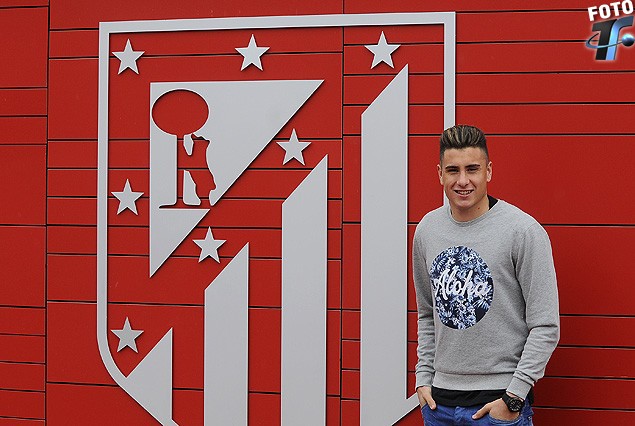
[413,125,559,425]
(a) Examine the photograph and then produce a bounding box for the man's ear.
[486,161,492,182]
[437,164,443,185]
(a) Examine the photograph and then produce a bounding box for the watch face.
[507,397,524,412]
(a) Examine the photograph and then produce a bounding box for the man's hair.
[439,124,488,162]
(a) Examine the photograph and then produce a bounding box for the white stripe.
[205,244,249,426]
[281,157,328,426]
[361,67,418,425]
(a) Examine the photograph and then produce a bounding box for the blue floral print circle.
[429,246,493,329]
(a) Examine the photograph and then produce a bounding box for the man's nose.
[457,170,469,186]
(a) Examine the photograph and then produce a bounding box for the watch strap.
[502,392,524,412]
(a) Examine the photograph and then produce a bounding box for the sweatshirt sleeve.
[413,227,436,389]
[507,222,560,399]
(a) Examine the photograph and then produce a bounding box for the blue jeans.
[421,402,534,426]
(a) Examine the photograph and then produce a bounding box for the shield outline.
[96,12,456,424]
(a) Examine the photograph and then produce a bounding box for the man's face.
[438,147,492,222]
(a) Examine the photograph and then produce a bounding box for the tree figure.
[152,89,215,206]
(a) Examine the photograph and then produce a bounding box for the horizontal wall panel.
[457,72,635,104]
[0,1,48,6]
[560,316,635,348]
[345,1,587,13]
[344,44,443,75]
[533,408,635,424]
[0,146,46,225]
[249,393,281,425]
[48,141,97,168]
[49,30,98,58]
[341,400,360,425]
[0,390,44,420]
[0,419,44,425]
[342,340,360,370]
[47,383,203,424]
[342,136,362,223]
[110,27,343,56]
[457,11,589,42]
[0,7,48,88]
[536,377,635,409]
[47,58,97,140]
[345,104,635,136]
[48,169,343,199]
[0,117,46,144]
[248,139,343,169]
[47,226,96,255]
[347,72,635,105]
[548,227,635,316]
[48,198,342,229]
[225,170,343,199]
[395,409,427,426]
[342,310,360,340]
[0,227,45,307]
[47,198,96,226]
[0,335,44,364]
[457,104,635,136]
[48,226,339,260]
[47,254,96,302]
[342,224,360,309]
[48,138,342,170]
[0,362,45,391]
[457,41,635,73]
[341,370,359,399]
[248,308,281,393]
[0,308,45,335]
[0,89,46,116]
[47,169,96,196]
[327,311,342,395]
[50,0,344,29]
[547,346,635,378]
[345,74,443,105]
[344,24,443,45]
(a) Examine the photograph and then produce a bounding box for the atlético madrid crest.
[97,12,456,425]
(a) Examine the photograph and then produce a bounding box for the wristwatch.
[502,393,524,412]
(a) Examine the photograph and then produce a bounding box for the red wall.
[1,0,634,424]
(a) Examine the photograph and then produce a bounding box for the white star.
[235,34,269,71]
[111,317,143,353]
[113,39,144,74]
[365,32,400,69]
[193,227,226,262]
[277,129,311,165]
[112,179,143,215]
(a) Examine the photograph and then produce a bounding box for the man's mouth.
[455,190,473,196]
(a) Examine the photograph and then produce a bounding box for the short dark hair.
[440,124,488,162]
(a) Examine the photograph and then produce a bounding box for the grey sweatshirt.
[413,200,560,399]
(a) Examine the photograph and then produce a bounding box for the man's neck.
[450,194,495,222]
